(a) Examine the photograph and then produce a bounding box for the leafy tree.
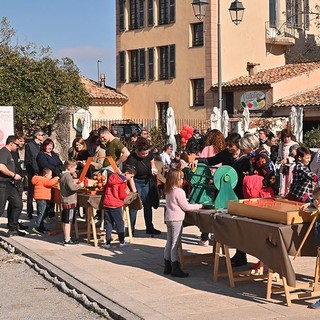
[303,126,320,148]
[0,17,91,134]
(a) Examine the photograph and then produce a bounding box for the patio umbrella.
[210,107,222,131]
[82,110,92,140]
[222,110,229,137]
[166,106,177,153]
[296,107,304,143]
[242,106,250,133]
[289,106,298,138]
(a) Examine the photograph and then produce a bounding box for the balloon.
[180,137,186,143]
[180,130,187,138]
[186,133,192,140]
[182,142,187,148]
[182,124,189,130]
[187,127,193,134]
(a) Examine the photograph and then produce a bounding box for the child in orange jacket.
[31,168,59,233]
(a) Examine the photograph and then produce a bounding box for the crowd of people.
[1,125,320,296]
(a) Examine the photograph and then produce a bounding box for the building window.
[269,0,277,28]
[223,92,234,115]
[148,0,154,26]
[148,48,154,80]
[129,0,144,30]
[192,79,204,106]
[159,0,175,25]
[119,0,126,31]
[286,0,302,28]
[192,23,204,47]
[158,102,169,127]
[159,44,175,80]
[129,48,145,82]
[119,51,126,83]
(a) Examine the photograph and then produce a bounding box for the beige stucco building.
[116,0,320,128]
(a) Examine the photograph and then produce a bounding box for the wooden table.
[53,186,135,246]
[184,210,320,306]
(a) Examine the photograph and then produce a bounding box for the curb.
[0,236,142,320]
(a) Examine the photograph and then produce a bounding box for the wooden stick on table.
[294,209,319,260]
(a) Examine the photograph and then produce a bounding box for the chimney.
[247,62,260,76]
[99,73,106,87]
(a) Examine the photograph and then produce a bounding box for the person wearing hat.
[186,129,202,155]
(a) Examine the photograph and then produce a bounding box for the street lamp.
[192,0,244,118]
[192,0,208,21]
[229,0,245,25]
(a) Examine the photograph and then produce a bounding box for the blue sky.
[1,0,116,87]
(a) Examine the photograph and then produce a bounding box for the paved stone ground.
[1,198,320,319]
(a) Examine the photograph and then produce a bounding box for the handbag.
[149,175,160,209]
[282,165,290,176]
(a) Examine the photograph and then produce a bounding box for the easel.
[266,209,320,306]
[213,242,266,288]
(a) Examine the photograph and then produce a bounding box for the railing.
[265,21,296,45]
[92,118,211,133]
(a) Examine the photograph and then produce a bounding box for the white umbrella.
[242,106,250,133]
[222,110,229,137]
[210,107,222,131]
[296,107,303,143]
[289,106,298,138]
[82,110,92,140]
[166,106,177,153]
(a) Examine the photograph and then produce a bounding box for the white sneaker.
[102,243,111,249]
[119,242,129,248]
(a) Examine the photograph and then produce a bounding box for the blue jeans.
[0,181,23,231]
[35,200,48,230]
[129,178,154,231]
[27,173,35,215]
[104,207,124,244]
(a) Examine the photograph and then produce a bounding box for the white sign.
[241,91,265,110]
[0,106,14,148]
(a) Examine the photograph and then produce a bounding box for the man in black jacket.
[24,129,45,219]
[0,136,24,236]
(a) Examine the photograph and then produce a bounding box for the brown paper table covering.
[77,192,140,210]
[184,211,317,287]
[184,209,216,233]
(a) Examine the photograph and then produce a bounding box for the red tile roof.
[273,86,320,107]
[81,77,128,100]
[216,61,320,87]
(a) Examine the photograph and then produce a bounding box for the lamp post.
[192,0,244,116]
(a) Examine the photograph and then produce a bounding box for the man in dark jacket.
[0,136,24,236]
[186,129,202,154]
[24,129,45,219]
